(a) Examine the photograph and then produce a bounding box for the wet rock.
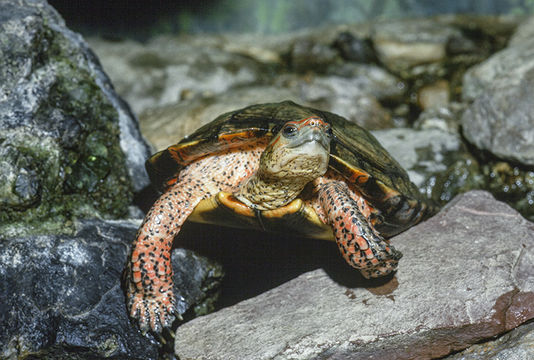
[0,0,150,236]
[447,321,534,359]
[484,162,534,222]
[0,219,223,360]
[174,191,534,359]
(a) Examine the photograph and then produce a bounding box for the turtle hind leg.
[317,180,402,279]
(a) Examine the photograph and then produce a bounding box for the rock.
[371,18,462,75]
[461,67,534,166]
[508,15,534,47]
[484,162,534,222]
[332,31,376,63]
[447,321,534,359]
[462,20,534,103]
[461,16,534,167]
[371,128,465,188]
[0,0,151,236]
[293,73,395,130]
[414,102,465,134]
[88,35,268,115]
[288,38,340,73]
[0,219,223,360]
[417,79,450,110]
[174,191,534,359]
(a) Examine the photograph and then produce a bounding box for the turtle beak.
[288,126,331,151]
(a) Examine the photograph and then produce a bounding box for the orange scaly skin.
[126,142,266,333]
[127,116,403,333]
[316,179,402,278]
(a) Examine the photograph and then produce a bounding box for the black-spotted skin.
[128,101,436,334]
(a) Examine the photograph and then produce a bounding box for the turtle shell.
[146,101,434,237]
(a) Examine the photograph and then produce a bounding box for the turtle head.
[260,116,332,180]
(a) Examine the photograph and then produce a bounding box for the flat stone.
[175,191,534,359]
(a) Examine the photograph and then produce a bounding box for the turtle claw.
[359,246,403,279]
[128,284,178,334]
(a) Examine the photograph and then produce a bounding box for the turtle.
[125,100,435,333]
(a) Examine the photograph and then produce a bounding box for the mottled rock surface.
[0,219,223,360]
[0,0,150,237]
[372,128,464,188]
[175,191,534,359]
[462,67,534,166]
[461,15,534,166]
[88,35,270,115]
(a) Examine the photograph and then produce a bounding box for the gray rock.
[508,15,534,48]
[0,0,151,236]
[371,18,462,75]
[175,191,534,359]
[447,321,534,359]
[89,35,267,115]
[414,102,466,134]
[0,219,223,360]
[371,128,464,188]
[462,67,534,166]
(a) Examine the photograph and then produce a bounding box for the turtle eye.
[282,124,298,138]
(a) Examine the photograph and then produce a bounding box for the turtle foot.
[358,245,403,279]
[127,282,178,334]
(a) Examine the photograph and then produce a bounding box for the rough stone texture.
[0,219,223,360]
[88,35,269,115]
[175,191,534,359]
[461,17,534,167]
[371,128,464,188]
[0,0,151,236]
[462,66,534,166]
[447,321,534,360]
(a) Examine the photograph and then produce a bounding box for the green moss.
[0,23,133,237]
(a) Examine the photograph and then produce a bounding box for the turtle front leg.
[317,180,402,278]
[126,181,204,334]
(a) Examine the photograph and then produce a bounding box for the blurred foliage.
[170,0,534,34]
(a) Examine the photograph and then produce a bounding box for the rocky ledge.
[174,191,534,359]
